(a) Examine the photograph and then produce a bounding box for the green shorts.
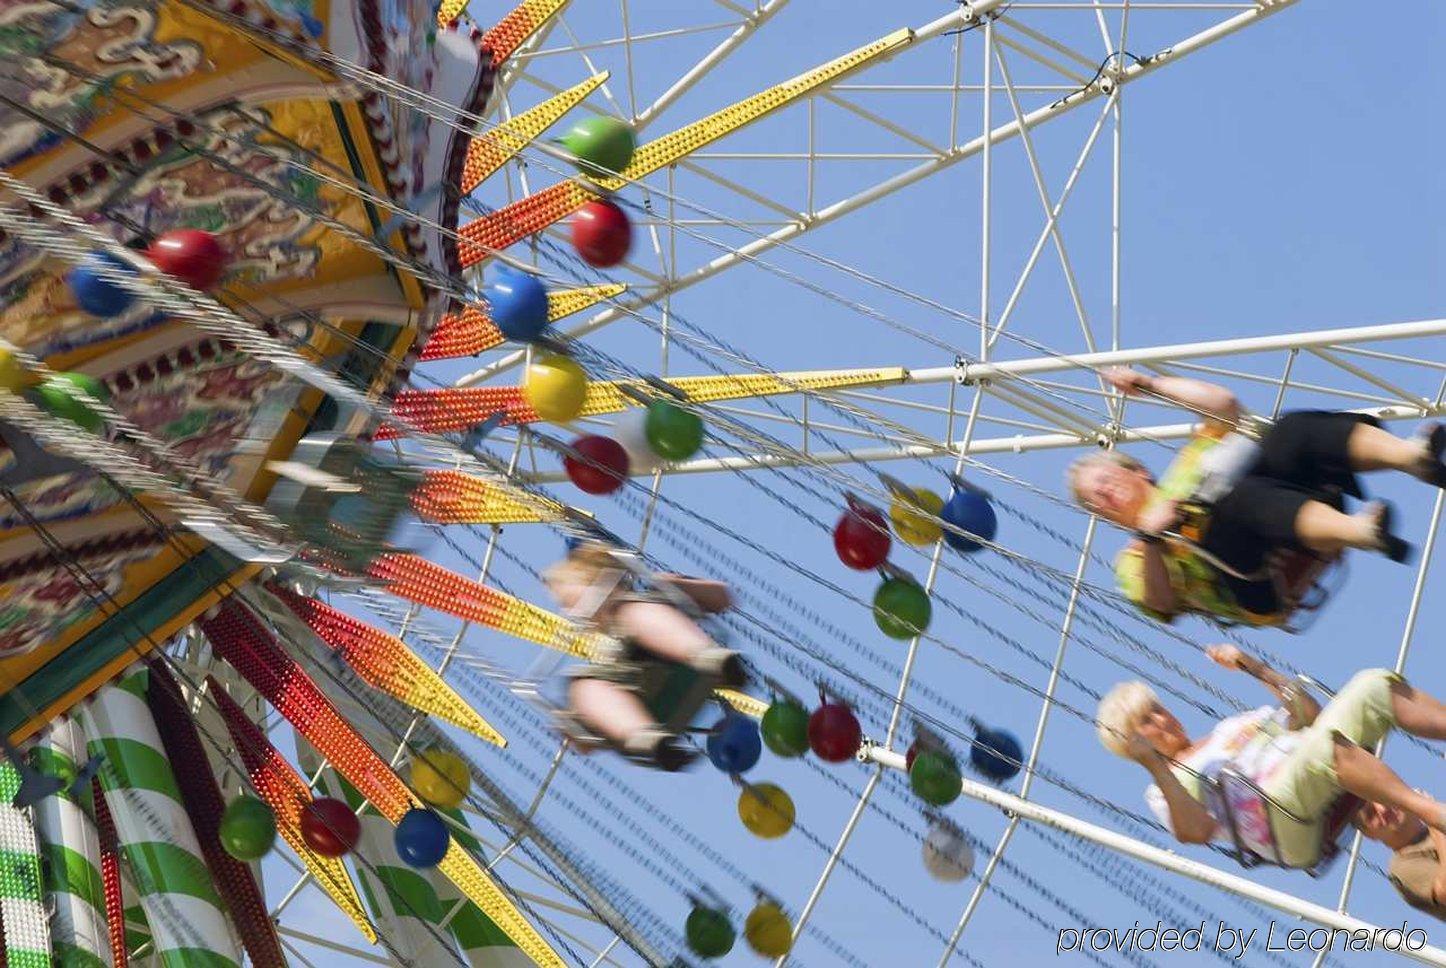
[1261,669,1400,865]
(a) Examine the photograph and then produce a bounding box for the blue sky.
[284,2,1446,965]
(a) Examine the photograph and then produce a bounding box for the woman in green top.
[1069,368,1446,624]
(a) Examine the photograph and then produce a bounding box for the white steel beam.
[859,744,1446,968]
[525,403,1443,482]
[456,0,1296,387]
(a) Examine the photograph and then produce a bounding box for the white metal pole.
[860,745,1446,968]
[525,402,1445,482]
[1311,489,1445,968]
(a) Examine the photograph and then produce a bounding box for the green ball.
[219,795,277,861]
[643,400,703,461]
[561,116,636,177]
[685,905,736,959]
[873,576,932,640]
[33,372,108,433]
[760,698,810,758]
[909,749,963,807]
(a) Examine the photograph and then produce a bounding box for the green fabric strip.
[87,738,183,802]
[447,900,518,951]
[40,844,105,913]
[373,866,445,924]
[51,941,108,968]
[113,669,149,704]
[157,948,243,968]
[118,842,221,905]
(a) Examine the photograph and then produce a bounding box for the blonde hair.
[1096,681,1158,757]
[542,541,622,595]
[1065,451,1149,508]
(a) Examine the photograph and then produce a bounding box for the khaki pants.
[1261,669,1400,866]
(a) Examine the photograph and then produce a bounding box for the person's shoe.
[622,728,698,771]
[693,647,747,688]
[1364,501,1414,564]
[1412,422,1446,488]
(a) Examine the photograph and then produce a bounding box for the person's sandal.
[622,728,698,772]
[1365,501,1414,564]
[1413,422,1446,488]
[693,646,748,689]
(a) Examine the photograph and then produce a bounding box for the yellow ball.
[737,782,794,839]
[0,350,36,393]
[410,748,470,810]
[522,352,588,424]
[744,901,792,957]
[889,486,944,546]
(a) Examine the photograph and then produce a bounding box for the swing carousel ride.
[0,0,1443,964]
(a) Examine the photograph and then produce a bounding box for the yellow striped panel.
[575,366,910,417]
[462,75,609,193]
[548,283,626,321]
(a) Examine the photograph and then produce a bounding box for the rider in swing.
[1068,368,1446,625]
[1097,648,1446,872]
[543,539,744,771]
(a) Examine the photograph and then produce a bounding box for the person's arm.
[1128,538,1181,617]
[1205,645,1321,728]
[1106,368,1242,427]
[655,574,732,613]
[1130,735,1218,844]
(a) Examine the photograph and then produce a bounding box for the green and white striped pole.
[76,667,242,968]
[0,760,52,968]
[29,715,110,968]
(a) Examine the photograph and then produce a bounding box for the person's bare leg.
[1389,680,1446,741]
[1293,501,1378,554]
[1347,423,1430,473]
[569,679,655,745]
[612,601,714,663]
[1333,738,1446,829]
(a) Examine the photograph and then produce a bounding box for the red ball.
[571,199,632,268]
[300,797,360,858]
[563,435,630,495]
[833,504,891,570]
[146,229,228,290]
[808,701,862,763]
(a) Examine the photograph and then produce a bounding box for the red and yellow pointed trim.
[202,601,566,967]
[379,365,907,437]
[421,284,626,361]
[267,585,506,746]
[207,676,378,944]
[461,74,609,194]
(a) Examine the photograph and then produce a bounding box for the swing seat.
[1226,549,1344,632]
[1216,767,1361,876]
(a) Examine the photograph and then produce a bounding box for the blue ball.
[486,270,549,342]
[941,488,997,553]
[66,252,136,318]
[706,714,762,774]
[969,727,1022,783]
[394,808,450,868]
